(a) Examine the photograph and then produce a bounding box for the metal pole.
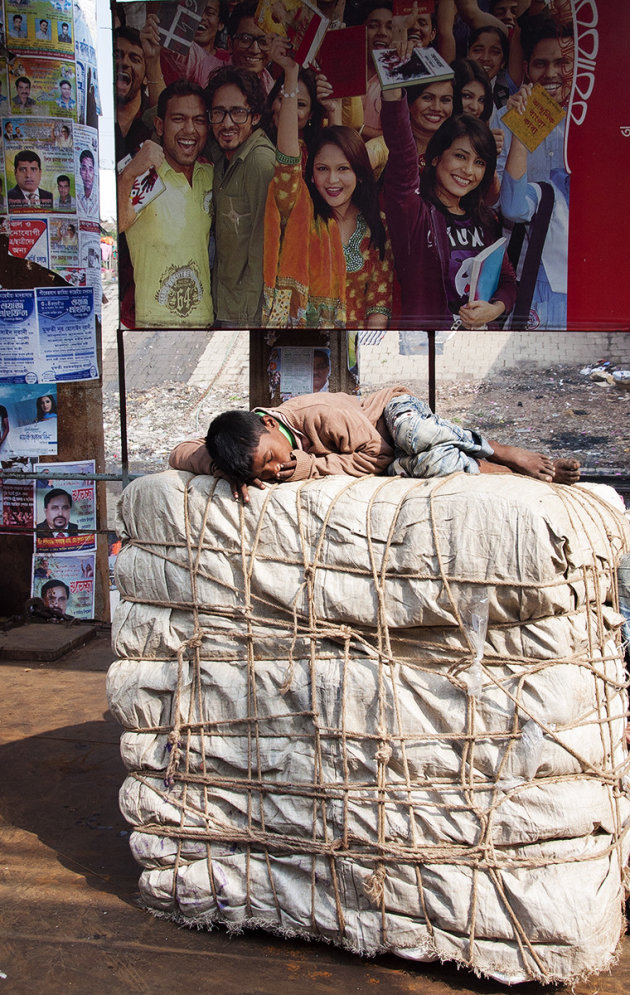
[427,331,436,412]
[117,324,130,488]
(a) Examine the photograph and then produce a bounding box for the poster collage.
[0,0,101,618]
[114,0,628,333]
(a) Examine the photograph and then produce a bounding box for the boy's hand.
[212,467,266,503]
[275,460,296,482]
[233,478,266,504]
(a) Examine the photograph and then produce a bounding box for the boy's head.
[206,410,293,482]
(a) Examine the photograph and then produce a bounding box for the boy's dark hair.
[205,65,267,120]
[205,410,266,480]
[157,79,207,120]
[44,487,72,507]
[79,149,95,165]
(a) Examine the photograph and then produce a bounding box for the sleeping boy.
[169,385,580,502]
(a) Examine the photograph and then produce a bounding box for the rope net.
[108,471,630,984]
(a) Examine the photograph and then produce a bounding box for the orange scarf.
[263,168,346,327]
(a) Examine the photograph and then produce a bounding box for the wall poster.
[114,0,629,332]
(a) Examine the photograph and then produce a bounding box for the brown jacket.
[169,385,409,481]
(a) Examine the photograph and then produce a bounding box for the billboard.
[114,0,630,332]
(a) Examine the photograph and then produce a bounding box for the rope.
[116,473,630,980]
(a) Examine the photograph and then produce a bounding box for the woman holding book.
[381,70,515,328]
[262,38,394,328]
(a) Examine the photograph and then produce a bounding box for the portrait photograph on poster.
[31,551,95,620]
[3,116,75,214]
[7,57,77,119]
[114,0,630,332]
[34,458,96,553]
[5,0,75,60]
[0,382,58,457]
[267,345,331,399]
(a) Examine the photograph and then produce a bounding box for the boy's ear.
[260,414,277,431]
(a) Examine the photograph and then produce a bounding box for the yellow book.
[502,83,565,153]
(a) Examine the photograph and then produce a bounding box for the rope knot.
[303,565,314,582]
[375,725,393,765]
[364,864,387,905]
[164,730,181,787]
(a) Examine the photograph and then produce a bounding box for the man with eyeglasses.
[226,0,275,94]
[205,65,275,327]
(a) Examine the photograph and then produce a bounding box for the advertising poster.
[0,286,98,383]
[0,382,58,456]
[48,214,80,266]
[7,216,50,267]
[3,116,75,213]
[7,57,77,118]
[115,0,630,332]
[0,461,37,534]
[267,346,331,400]
[5,0,75,60]
[73,0,101,118]
[78,217,103,314]
[0,290,39,381]
[72,122,98,217]
[34,458,96,552]
[36,286,97,381]
[31,551,95,619]
[0,63,8,116]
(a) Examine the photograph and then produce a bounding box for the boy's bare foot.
[487,442,556,482]
[552,458,581,484]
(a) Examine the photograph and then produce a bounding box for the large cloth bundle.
[108,470,630,985]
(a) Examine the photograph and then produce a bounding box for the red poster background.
[567,1,630,330]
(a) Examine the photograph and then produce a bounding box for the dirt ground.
[398,366,630,472]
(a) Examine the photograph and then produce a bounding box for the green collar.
[256,411,296,449]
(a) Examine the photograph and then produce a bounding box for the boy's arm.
[169,439,212,474]
[287,446,394,480]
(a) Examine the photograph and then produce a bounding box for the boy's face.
[250,418,294,481]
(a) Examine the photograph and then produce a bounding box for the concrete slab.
[0,622,98,662]
[0,633,628,994]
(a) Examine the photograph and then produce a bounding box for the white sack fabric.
[107,470,630,985]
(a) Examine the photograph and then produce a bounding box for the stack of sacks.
[108,470,630,985]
